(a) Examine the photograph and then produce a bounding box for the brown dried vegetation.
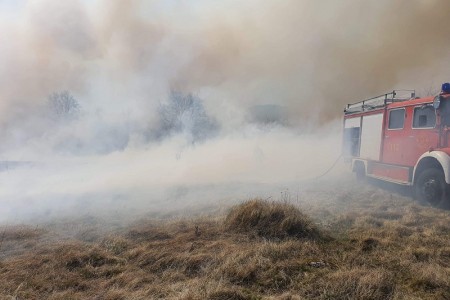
[224,200,321,240]
[0,187,450,299]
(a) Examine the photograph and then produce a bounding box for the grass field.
[0,180,449,299]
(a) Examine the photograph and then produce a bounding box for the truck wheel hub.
[423,179,440,201]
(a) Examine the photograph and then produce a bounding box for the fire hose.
[312,153,343,180]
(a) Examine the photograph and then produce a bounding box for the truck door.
[382,108,409,165]
[406,104,439,165]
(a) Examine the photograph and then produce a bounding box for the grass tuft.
[224,199,321,240]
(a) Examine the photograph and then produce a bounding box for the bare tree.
[157,90,219,142]
[421,85,440,97]
[247,104,289,126]
[48,91,80,121]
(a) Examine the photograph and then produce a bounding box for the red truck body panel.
[343,91,450,185]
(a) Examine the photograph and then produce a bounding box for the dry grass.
[224,199,321,240]
[0,185,450,299]
[0,226,46,260]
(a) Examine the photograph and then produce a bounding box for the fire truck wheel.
[414,168,446,207]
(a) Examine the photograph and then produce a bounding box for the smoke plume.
[0,0,449,223]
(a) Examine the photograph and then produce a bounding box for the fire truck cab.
[343,83,450,207]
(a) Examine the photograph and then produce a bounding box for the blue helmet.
[442,82,450,94]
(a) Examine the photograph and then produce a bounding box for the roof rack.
[344,90,415,115]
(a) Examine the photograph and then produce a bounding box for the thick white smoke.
[0,0,449,223]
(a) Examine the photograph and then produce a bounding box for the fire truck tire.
[414,168,447,207]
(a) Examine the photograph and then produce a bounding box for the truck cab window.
[440,99,450,126]
[413,105,436,128]
[388,109,405,129]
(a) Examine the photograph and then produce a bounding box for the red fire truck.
[343,83,450,207]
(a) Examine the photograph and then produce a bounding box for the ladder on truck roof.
[344,90,416,115]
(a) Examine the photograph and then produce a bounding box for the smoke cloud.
[0,0,449,223]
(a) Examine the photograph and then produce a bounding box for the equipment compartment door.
[360,113,383,161]
[343,117,361,158]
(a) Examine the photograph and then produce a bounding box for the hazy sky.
[1,1,449,124]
